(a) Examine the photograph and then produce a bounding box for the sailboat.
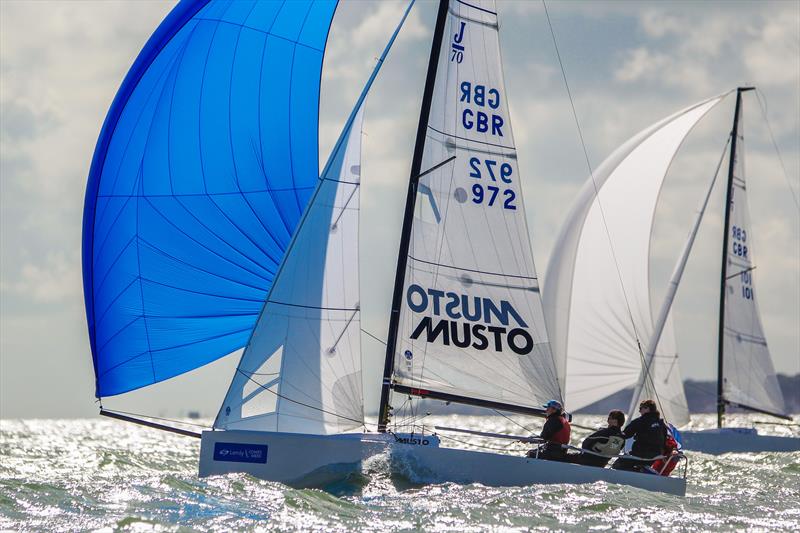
[544,88,798,454]
[83,0,687,495]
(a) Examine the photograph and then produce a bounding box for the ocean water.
[1,414,798,532]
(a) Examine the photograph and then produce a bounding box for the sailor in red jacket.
[527,399,571,461]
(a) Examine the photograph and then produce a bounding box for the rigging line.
[361,328,387,346]
[99,408,211,429]
[493,409,536,433]
[726,265,756,280]
[437,432,522,453]
[236,370,365,426]
[418,155,457,179]
[541,0,645,351]
[754,88,800,211]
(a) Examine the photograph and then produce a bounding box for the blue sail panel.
[82,0,338,397]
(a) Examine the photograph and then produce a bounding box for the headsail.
[82,0,338,397]
[720,99,787,417]
[215,105,365,434]
[544,94,728,425]
[387,0,561,415]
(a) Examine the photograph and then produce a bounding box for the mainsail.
[82,0,338,397]
[719,98,787,417]
[384,0,561,417]
[544,94,727,426]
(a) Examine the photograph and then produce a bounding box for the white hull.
[681,428,800,454]
[198,430,686,496]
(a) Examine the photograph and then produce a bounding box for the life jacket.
[592,435,625,457]
[651,432,679,476]
[552,415,571,445]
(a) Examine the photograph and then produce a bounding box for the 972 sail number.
[469,157,516,210]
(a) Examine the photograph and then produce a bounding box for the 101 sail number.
[469,157,516,210]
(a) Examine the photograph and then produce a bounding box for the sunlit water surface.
[1,415,798,531]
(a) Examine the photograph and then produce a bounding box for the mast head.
[738,86,756,93]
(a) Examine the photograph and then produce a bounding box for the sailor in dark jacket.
[571,410,626,467]
[527,400,571,461]
[613,399,667,471]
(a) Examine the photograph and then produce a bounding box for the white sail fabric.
[628,138,729,424]
[392,0,561,408]
[722,102,786,415]
[544,94,727,425]
[214,106,365,434]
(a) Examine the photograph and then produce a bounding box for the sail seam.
[192,18,324,53]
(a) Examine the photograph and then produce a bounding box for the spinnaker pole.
[717,87,754,428]
[378,0,449,432]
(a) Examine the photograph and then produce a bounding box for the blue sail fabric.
[82,0,338,397]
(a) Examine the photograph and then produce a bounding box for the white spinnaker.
[627,137,729,424]
[214,106,365,434]
[543,94,727,424]
[393,0,561,407]
[722,102,786,415]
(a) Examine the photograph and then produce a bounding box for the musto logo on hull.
[406,284,533,355]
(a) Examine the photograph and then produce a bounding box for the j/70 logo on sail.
[406,284,534,355]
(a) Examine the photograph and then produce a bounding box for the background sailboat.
[680,89,798,454]
[544,87,797,453]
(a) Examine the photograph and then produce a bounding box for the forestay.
[82,0,337,397]
[392,0,561,408]
[215,105,365,434]
[721,101,786,415]
[544,95,727,426]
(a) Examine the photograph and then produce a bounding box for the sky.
[1,0,798,419]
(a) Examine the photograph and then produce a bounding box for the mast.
[378,0,450,432]
[717,87,753,428]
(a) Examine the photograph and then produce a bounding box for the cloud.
[612,2,799,99]
[1,251,81,304]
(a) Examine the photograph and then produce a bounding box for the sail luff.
[716,89,748,427]
[378,0,450,432]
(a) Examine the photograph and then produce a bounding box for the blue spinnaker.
[82,0,338,397]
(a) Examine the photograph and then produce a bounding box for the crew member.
[571,410,625,467]
[612,399,667,471]
[527,399,571,461]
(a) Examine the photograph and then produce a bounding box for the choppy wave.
[1,415,798,531]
